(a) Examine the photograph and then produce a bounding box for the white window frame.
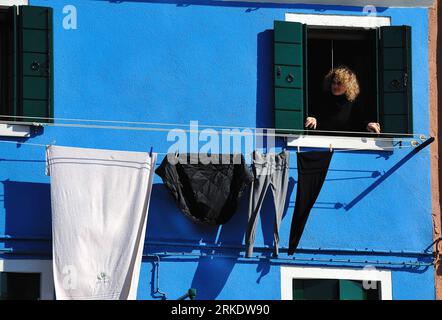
[286,13,391,28]
[0,124,32,137]
[284,13,402,151]
[222,1,434,8]
[0,0,28,7]
[0,259,54,300]
[280,265,392,300]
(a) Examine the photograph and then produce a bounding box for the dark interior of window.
[0,272,41,300]
[292,278,381,300]
[307,27,378,136]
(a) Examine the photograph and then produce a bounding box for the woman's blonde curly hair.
[323,66,360,102]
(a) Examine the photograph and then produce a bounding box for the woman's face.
[331,77,346,96]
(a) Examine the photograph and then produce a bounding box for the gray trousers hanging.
[245,150,290,258]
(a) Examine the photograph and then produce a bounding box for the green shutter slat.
[383,48,405,70]
[18,5,53,123]
[378,26,412,135]
[274,21,303,43]
[22,78,48,100]
[275,110,303,130]
[339,280,367,300]
[292,279,339,300]
[381,115,409,133]
[274,21,305,134]
[383,93,407,114]
[292,279,304,300]
[274,43,303,66]
[275,88,303,110]
[22,29,49,53]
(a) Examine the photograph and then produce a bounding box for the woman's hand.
[366,122,381,134]
[305,117,317,129]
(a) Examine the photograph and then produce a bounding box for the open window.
[0,259,54,300]
[0,272,41,300]
[274,20,413,138]
[280,266,392,300]
[292,278,381,300]
[307,27,378,137]
[0,5,53,126]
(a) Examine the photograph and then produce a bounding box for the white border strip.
[0,259,54,300]
[287,135,395,151]
[0,124,31,138]
[222,0,433,8]
[285,12,391,28]
[280,266,393,300]
[0,0,28,6]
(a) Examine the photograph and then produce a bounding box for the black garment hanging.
[288,151,333,255]
[155,153,253,225]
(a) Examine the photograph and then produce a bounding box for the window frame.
[0,259,54,300]
[0,1,28,8]
[0,2,53,138]
[0,2,31,137]
[280,265,392,300]
[283,13,413,151]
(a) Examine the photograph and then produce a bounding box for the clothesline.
[0,115,423,138]
[0,138,427,153]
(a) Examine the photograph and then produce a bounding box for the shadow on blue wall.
[146,174,295,299]
[1,180,52,253]
[146,183,220,244]
[256,29,273,131]
[0,128,45,148]
[344,140,434,211]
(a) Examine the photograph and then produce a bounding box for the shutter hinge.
[403,72,408,87]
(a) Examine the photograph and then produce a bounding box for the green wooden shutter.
[1,6,18,122]
[18,5,53,123]
[274,21,306,135]
[339,280,367,300]
[378,26,412,135]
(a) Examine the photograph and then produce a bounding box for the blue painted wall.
[0,0,434,299]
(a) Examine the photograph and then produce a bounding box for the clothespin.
[46,139,56,151]
[149,146,153,157]
[329,144,333,152]
[297,145,300,153]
